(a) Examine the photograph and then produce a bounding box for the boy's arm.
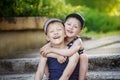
[46,53,67,64]
[79,53,88,80]
[34,55,47,80]
[40,43,67,64]
[50,39,83,57]
[44,63,49,78]
[59,53,79,80]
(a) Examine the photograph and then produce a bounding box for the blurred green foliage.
[0,0,120,32]
[81,8,120,32]
[65,0,120,13]
[0,0,76,17]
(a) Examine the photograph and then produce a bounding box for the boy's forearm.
[51,39,82,57]
[51,48,77,57]
[79,54,88,80]
[35,56,47,80]
[46,53,61,59]
[35,62,44,80]
[52,48,70,56]
[35,70,44,80]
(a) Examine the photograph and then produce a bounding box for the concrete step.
[88,54,120,71]
[0,73,48,80]
[0,55,120,74]
[0,58,39,74]
[87,71,120,80]
[0,73,35,80]
[0,71,120,80]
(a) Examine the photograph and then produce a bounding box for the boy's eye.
[57,28,62,31]
[67,23,71,25]
[49,31,54,33]
[74,26,78,28]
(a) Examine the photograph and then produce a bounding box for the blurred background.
[0,0,120,58]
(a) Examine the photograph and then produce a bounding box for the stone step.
[88,54,120,71]
[0,55,120,74]
[0,71,120,80]
[87,71,120,80]
[0,58,39,75]
[0,73,35,80]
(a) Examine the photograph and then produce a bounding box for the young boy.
[35,18,80,80]
[40,13,88,80]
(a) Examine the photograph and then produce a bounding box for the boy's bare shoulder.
[75,38,83,44]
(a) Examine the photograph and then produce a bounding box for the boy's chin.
[53,41,61,44]
[52,40,63,45]
[66,34,75,38]
[66,33,74,36]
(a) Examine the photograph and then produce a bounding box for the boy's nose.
[54,31,58,35]
[69,25,73,29]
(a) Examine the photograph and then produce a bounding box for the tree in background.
[0,0,120,16]
[0,0,120,32]
[65,0,120,16]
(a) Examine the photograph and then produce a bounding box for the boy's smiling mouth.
[67,30,73,34]
[53,36,61,39]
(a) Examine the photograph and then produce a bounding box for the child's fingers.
[57,58,63,64]
[40,48,43,53]
[62,58,66,63]
[41,51,46,57]
[41,51,44,56]
[58,59,62,64]
[59,57,66,64]
[43,52,46,57]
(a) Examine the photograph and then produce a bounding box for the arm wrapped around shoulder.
[78,49,85,55]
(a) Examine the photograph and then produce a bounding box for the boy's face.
[64,17,81,38]
[46,22,66,45]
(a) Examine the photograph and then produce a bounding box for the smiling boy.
[35,18,80,80]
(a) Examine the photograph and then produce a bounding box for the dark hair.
[65,13,85,29]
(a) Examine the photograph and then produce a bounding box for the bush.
[81,8,120,32]
[0,0,119,33]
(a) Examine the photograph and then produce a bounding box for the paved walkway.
[84,36,120,56]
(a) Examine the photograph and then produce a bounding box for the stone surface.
[0,71,120,80]
[87,71,120,80]
[88,55,120,71]
[0,58,39,74]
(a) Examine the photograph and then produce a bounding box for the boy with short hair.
[35,18,80,80]
[41,13,88,80]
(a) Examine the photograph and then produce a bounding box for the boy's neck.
[51,42,66,49]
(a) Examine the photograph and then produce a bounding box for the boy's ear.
[46,35,50,41]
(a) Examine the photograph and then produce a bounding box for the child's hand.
[40,48,50,57]
[57,56,67,64]
[40,43,51,56]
